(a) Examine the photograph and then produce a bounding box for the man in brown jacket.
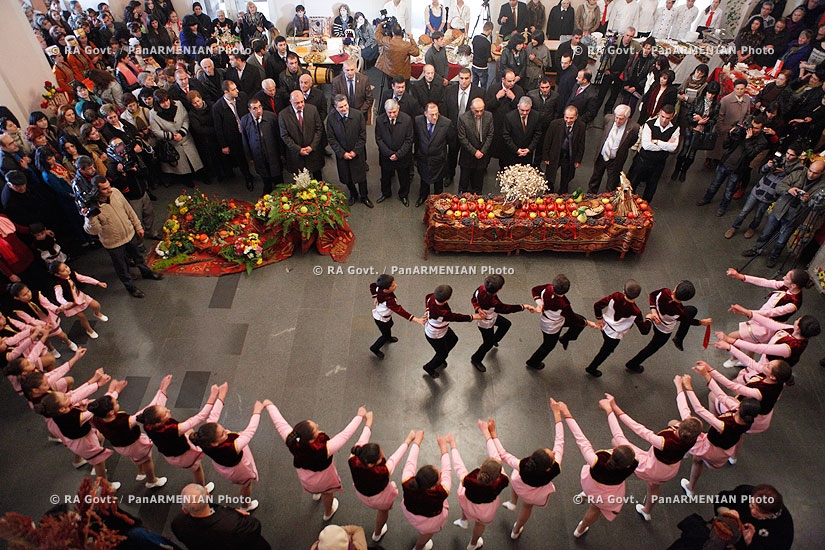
[375,20,419,90]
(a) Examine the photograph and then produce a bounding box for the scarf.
[155,101,178,123]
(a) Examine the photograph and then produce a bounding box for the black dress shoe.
[245,178,255,191]
[585,367,602,377]
[388,337,399,343]
[672,339,684,351]
[143,271,164,280]
[348,195,357,206]
[129,287,145,298]
[625,364,645,373]
[370,347,385,359]
[424,367,439,378]
[376,194,389,204]
[415,197,426,207]
[741,248,758,257]
[471,359,487,372]
[362,197,374,208]
[400,197,410,207]
[526,362,545,370]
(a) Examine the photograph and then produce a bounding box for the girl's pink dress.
[203,400,260,485]
[349,426,407,511]
[401,443,452,535]
[54,273,100,317]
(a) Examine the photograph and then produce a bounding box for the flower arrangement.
[171,190,238,235]
[40,81,59,110]
[253,169,350,241]
[497,164,548,203]
[221,232,264,274]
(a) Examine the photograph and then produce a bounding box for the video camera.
[72,177,101,218]
[373,9,399,32]
[730,117,752,140]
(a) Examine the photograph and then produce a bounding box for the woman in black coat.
[672,81,721,181]
[186,91,220,184]
[639,69,678,123]
[546,0,575,40]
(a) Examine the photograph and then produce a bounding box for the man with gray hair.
[253,78,285,114]
[501,95,541,168]
[171,483,271,549]
[375,98,414,205]
[587,104,640,193]
[332,59,374,114]
[198,57,225,102]
[457,97,494,194]
[327,94,372,207]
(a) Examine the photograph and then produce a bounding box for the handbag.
[156,138,179,165]
[693,129,718,151]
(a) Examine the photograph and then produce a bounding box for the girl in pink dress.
[676,375,760,497]
[603,393,702,521]
[137,382,227,489]
[9,283,77,357]
[560,400,638,538]
[715,313,820,370]
[189,398,267,512]
[401,432,451,550]
[348,412,413,543]
[1,312,56,372]
[489,400,564,540]
[266,403,366,521]
[450,429,509,550]
[88,375,171,489]
[49,261,108,339]
[5,346,84,396]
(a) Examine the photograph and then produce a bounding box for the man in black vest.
[625,104,680,203]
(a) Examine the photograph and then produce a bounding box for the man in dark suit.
[414,102,454,206]
[298,74,327,123]
[279,90,324,181]
[241,97,283,195]
[168,69,208,111]
[327,94,372,207]
[225,52,263,99]
[528,77,558,165]
[211,80,255,189]
[375,98,414,206]
[411,65,445,113]
[443,68,484,185]
[555,29,589,71]
[332,60,374,116]
[278,53,309,102]
[565,69,599,125]
[587,105,640,193]
[555,54,578,117]
[380,76,422,120]
[457,98,495,194]
[498,0,529,38]
[542,105,586,193]
[266,36,291,82]
[502,96,542,168]
[245,39,269,82]
[485,70,525,166]
[197,58,225,102]
[253,78,287,114]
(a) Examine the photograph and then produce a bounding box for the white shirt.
[601,122,627,160]
[451,1,472,30]
[384,0,411,35]
[641,119,680,152]
[608,0,640,33]
[671,4,699,41]
[635,0,659,34]
[651,5,677,39]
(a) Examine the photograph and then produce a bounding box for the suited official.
[587,105,640,194]
[498,0,529,38]
[375,98,414,206]
[443,68,484,186]
[543,105,586,193]
[197,58,225,103]
[564,69,599,125]
[327,95,371,207]
[501,96,542,168]
[240,97,283,195]
[253,78,288,114]
[555,54,578,117]
[332,60,374,115]
[168,69,208,111]
[485,70,525,164]
[225,52,263,99]
[380,76,422,120]
[457,98,494,194]
[279,90,324,181]
[527,77,559,167]
[245,39,270,82]
[411,65,445,113]
[414,103,454,206]
[211,80,254,188]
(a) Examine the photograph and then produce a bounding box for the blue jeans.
[702,164,740,209]
[754,213,797,259]
[472,67,489,89]
[732,192,770,230]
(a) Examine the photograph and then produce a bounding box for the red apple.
[604,203,614,212]
[462,210,469,217]
[468,202,476,211]
[459,203,468,211]
[529,203,538,212]
[638,201,649,211]
[518,211,528,219]
[627,212,636,219]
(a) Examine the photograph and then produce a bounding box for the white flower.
[292,168,313,189]
[497,164,548,203]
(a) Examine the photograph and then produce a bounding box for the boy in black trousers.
[423,285,484,378]
[370,274,425,359]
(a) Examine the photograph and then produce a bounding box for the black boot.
[671,158,684,180]
[679,158,694,182]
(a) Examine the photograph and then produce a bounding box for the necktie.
[476,117,482,138]
[348,78,355,104]
[521,116,527,132]
[602,125,617,161]
[601,5,608,25]
[228,99,241,132]
[705,12,714,27]
[183,86,188,94]
[428,122,434,136]
[575,86,583,96]
[459,90,467,115]
[512,6,517,28]
[564,125,572,157]
[297,109,304,129]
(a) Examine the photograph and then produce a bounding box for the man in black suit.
[502,96,542,168]
[498,0,529,38]
[279,90,324,181]
[542,105,586,193]
[332,59,374,116]
[241,97,283,195]
[298,74,327,123]
[414,102,454,206]
[442,68,484,186]
[266,36,291,82]
[245,39,269,82]
[197,58,225,102]
[225,52,263,99]
[211,80,255,189]
[278,53,309,103]
[527,77,558,165]
[565,69,599,125]
[168,69,208,111]
[457,98,495,194]
[555,55,578,117]
[375,98,414,206]
[555,29,589,71]
[587,105,640,193]
[485,69,525,167]
[253,78,287,114]
[327,94,372,207]
[411,65,445,113]
[380,76,422,120]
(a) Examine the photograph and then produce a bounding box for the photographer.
[105,138,158,247]
[697,115,768,217]
[375,19,419,87]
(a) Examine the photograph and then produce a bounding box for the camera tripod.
[468,1,492,42]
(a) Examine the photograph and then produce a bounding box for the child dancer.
[348,412,414,542]
[136,382,228,490]
[266,403,366,520]
[602,393,702,521]
[370,274,425,359]
[560,400,638,538]
[470,274,534,372]
[1,313,56,372]
[49,261,108,339]
[189,398,268,512]
[87,376,170,489]
[4,346,84,396]
[9,282,77,357]
[625,280,711,372]
[585,279,651,377]
[401,432,452,550]
[676,375,760,497]
[525,274,595,370]
[716,313,820,369]
[423,285,484,378]
[451,430,509,550]
[490,401,564,539]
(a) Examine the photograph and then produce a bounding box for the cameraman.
[375,19,419,89]
[724,145,804,239]
[105,138,158,247]
[743,159,825,268]
[697,115,768,217]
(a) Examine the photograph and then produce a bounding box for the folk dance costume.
[92,388,163,467]
[452,440,510,525]
[401,442,452,535]
[469,285,525,371]
[142,394,220,471]
[423,293,474,378]
[707,361,784,434]
[266,404,362,495]
[1,324,50,371]
[492,423,564,508]
[625,288,701,372]
[47,385,113,466]
[565,416,638,521]
[735,276,802,345]
[586,292,651,377]
[525,284,587,370]
[370,282,415,358]
[729,313,808,368]
[348,425,409,511]
[11,292,68,341]
[199,400,260,486]
[53,271,101,318]
[680,389,752,469]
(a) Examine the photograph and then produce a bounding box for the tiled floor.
[2,85,823,549]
